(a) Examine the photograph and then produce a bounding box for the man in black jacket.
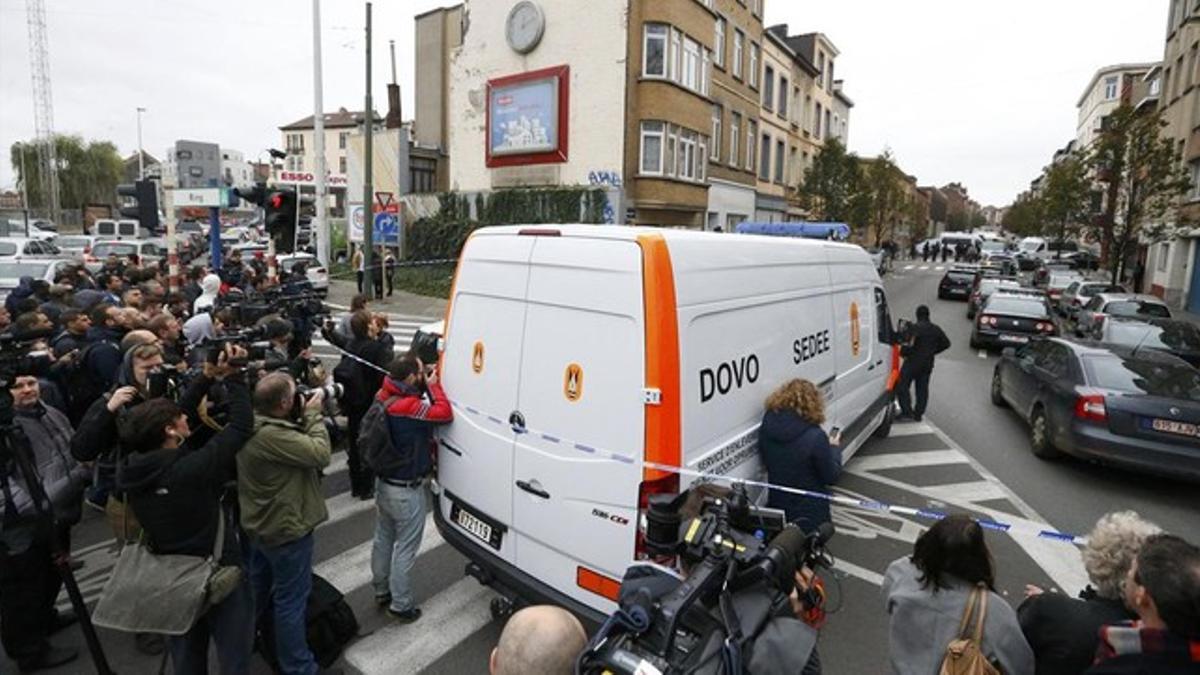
[116,346,255,674]
[324,310,393,498]
[896,305,951,423]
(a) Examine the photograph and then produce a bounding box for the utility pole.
[312,0,330,267]
[362,1,375,296]
[17,143,30,234]
[136,107,146,179]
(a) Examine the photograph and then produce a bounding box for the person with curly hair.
[1018,511,1162,674]
[758,378,842,532]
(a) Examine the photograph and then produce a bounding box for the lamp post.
[136,107,147,179]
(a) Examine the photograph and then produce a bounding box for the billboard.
[485,65,570,168]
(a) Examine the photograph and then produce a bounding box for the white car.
[0,237,65,261]
[0,258,76,302]
[1,219,56,241]
[277,252,329,295]
[84,239,167,272]
[50,234,99,258]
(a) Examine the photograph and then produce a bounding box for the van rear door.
[826,247,886,454]
[437,234,537,566]
[509,236,645,612]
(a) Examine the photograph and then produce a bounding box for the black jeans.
[345,407,375,496]
[896,366,932,417]
[356,270,364,294]
[0,531,62,665]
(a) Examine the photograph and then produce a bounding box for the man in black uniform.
[896,305,951,422]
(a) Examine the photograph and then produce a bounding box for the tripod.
[0,390,115,674]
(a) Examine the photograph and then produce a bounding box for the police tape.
[320,258,457,283]
[325,344,1090,548]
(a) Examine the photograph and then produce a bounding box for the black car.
[1063,250,1101,271]
[938,266,977,300]
[967,276,1020,319]
[1092,317,1200,369]
[970,293,1057,350]
[991,339,1200,480]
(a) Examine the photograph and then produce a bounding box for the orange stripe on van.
[576,566,621,601]
[887,344,902,391]
[636,233,682,482]
[437,232,475,375]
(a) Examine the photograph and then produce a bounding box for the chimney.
[386,83,402,129]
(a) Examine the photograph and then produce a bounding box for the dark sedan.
[1092,317,1200,369]
[967,277,1020,319]
[970,294,1057,350]
[992,339,1200,480]
[938,266,977,300]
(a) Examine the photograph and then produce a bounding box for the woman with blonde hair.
[759,378,842,532]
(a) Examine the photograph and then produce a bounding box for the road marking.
[922,480,1009,503]
[919,265,929,271]
[903,264,914,271]
[935,265,945,271]
[851,449,968,472]
[889,422,934,437]
[978,350,988,359]
[315,512,445,594]
[832,559,886,586]
[344,577,495,675]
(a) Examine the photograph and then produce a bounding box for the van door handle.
[516,480,550,500]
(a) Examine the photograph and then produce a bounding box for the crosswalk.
[901,263,948,272]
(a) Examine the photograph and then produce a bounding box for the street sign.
[373,212,399,244]
[170,188,229,208]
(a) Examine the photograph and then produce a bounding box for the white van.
[433,225,899,621]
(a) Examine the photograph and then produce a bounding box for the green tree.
[1089,105,1193,284]
[946,210,969,231]
[800,138,862,223]
[1002,195,1046,238]
[1038,155,1092,257]
[10,134,124,213]
[864,150,905,246]
[969,212,988,230]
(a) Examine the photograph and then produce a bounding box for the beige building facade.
[1076,63,1157,150]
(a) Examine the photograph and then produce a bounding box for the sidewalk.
[324,278,448,318]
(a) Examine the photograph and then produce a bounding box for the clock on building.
[506,1,545,54]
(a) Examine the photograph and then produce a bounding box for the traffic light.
[264,188,297,254]
[117,179,160,231]
[233,183,267,208]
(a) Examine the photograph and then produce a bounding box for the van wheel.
[1029,407,1060,460]
[990,371,1007,407]
[873,400,894,439]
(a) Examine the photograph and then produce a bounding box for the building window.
[701,49,711,96]
[1158,242,1171,272]
[814,102,823,138]
[411,157,436,194]
[666,130,676,176]
[338,132,348,149]
[759,133,771,180]
[778,77,789,118]
[711,106,722,161]
[816,52,825,88]
[729,112,741,167]
[640,121,664,174]
[774,139,784,183]
[339,156,347,174]
[1104,75,1119,100]
[671,29,682,82]
[749,43,760,88]
[1190,160,1200,200]
[644,24,667,77]
[682,37,700,90]
[714,17,725,68]
[824,109,832,141]
[763,64,775,110]
[746,120,757,172]
[827,60,834,93]
[732,30,744,79]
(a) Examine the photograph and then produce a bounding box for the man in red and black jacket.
[371,353,452,623]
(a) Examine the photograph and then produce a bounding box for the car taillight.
[1035,322,1055,333]
[979,315,996,326]
[635,473,679,561]
[1074,393,1108,423]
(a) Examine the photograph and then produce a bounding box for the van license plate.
[451,502,502,550]
[1149,418,1199,438]
[999,334,1029,343]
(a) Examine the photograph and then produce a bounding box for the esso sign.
[277,171,348,187]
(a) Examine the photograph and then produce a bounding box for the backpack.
[939,584,1000,675]
[333,355,376,412]
[257,573,359,669]
[64,340,115,423]
[359,395,400,474]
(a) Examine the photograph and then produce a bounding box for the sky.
[0,0,1169,207]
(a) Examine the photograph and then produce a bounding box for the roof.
[833,82,854,107]
[280,108,383,131]
[1076,62,1159,108]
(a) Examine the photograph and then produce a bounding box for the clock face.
[506,1,545,54]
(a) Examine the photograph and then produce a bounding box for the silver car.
[1074,293,1172,337]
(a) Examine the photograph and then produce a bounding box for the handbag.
[92,510,241,636]
[939,583,1001,675]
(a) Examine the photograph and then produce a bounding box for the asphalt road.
[15,266,1198,675]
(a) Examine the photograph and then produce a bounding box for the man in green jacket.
[238,372,330,675]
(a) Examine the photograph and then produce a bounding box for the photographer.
[116,346,255,675]
[146,314,186,367]
[325,310,393,499]
[1,374,89,672]
[238,372,331,675]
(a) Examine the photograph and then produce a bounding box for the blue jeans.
[250,534,316,675]
[371,480,426,612]
[168,575,255,675]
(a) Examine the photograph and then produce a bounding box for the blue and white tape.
[328,344,1090,547]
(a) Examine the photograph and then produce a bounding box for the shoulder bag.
[939,583,1001,675]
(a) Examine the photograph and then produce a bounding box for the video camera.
[578,484,834,675]
[0,330,56,428]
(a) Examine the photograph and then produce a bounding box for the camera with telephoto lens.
[577,483,834,675]
[296,383,344,403]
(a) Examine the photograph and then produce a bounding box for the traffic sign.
[373,212,399,244]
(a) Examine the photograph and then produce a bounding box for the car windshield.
[1106,322,1200,353]
[948,271,974,282]
[980,241,1005,252]
[91,242,138,257]
[54,236,90,248]
[984,296,1048,317]
[0,242,16,256]
[1105,300,1171,319]
[0,262,50,279]
[980,279,1018,295]
[1081,284,1123,297]
[1083,356,1200,401]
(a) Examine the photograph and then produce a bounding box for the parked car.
[1074,293,1173,337]
[992,338,1200,480]
[967,277,1021,319]
[84,239,166,272]
[938,265,978,300]
[1063,250,1101,271]
[1,219,56,241]
[970,293,1057,350]
[277,252,329,296]
[1045,272,1085,310]
[0,258,76,302]
[0,237,64,261]
[1091,317,1200,369]
[49,234,98,258]
[1033,260,1075,288]
[1060,281,1127,319]
[982,253,1018,276]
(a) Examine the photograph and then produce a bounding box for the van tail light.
[518,228,561,237]
[576,566,621,602]
[1074,392,1108,424]
[635,473,680,561]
